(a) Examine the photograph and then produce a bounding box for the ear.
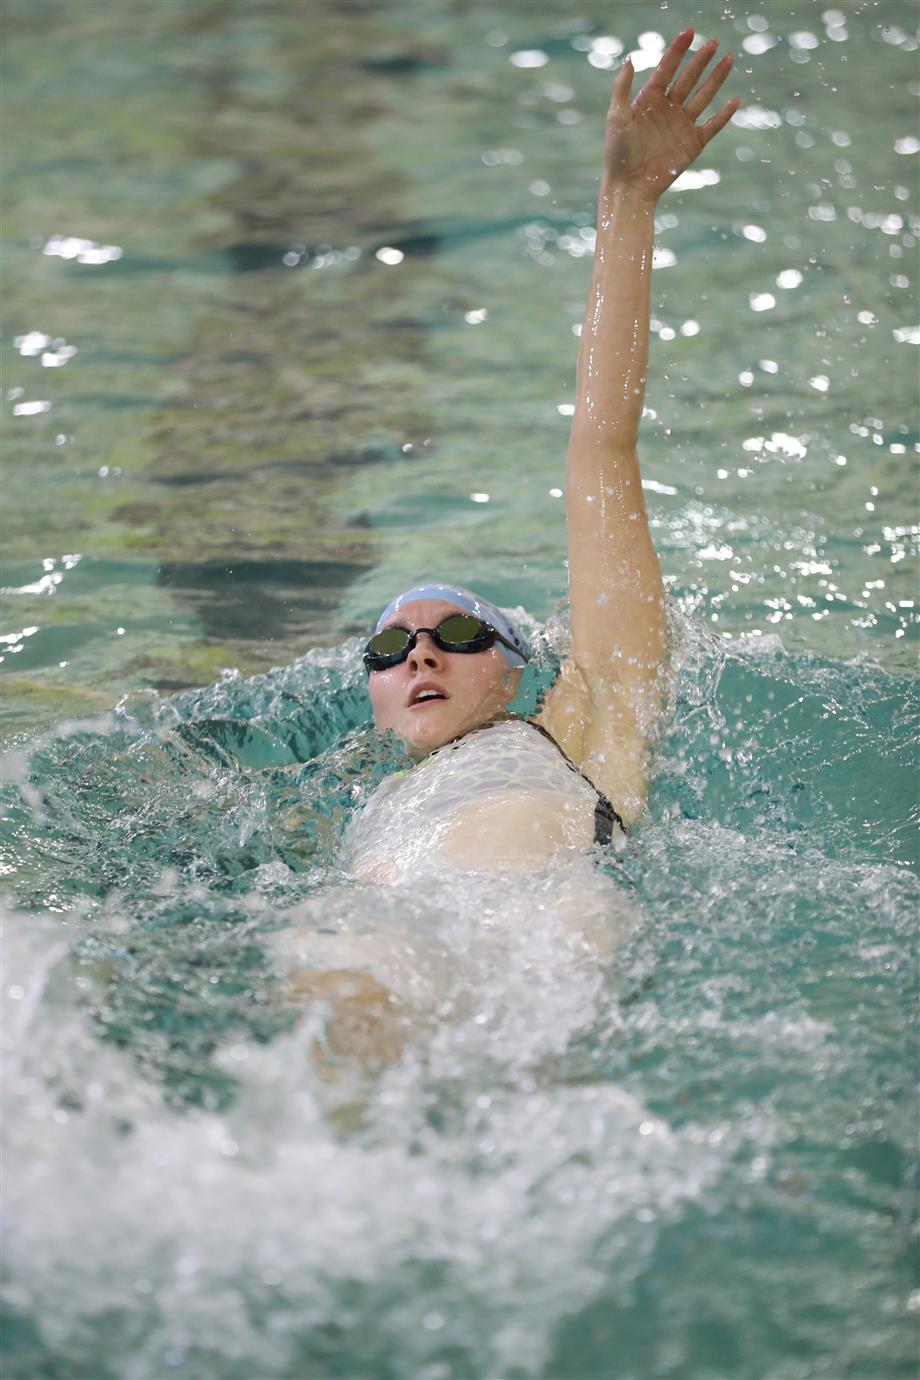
[501,667,523,703]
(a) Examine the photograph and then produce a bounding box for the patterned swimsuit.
[342,718,623,880]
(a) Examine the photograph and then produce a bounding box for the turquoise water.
[2,2,918,1377]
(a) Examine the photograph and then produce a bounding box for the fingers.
[619,27,736,135]
[668,36,719,104]
[646,27,695,92]
[699,95,742,146]
[608,55,634,120]
[686,52,734,120]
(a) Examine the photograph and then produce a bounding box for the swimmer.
[286,30,738,1067]
[347,28,739,882]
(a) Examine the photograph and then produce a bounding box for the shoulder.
[536,656,660,828]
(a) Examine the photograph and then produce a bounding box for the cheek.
[471,654,515,702]
[368,672,401,726]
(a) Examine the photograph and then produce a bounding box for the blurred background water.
[1,1,918,1377]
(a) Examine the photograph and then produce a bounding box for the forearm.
[286,967,413,1072]
[572,180,656,456]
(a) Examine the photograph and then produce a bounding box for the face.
[367,599,521,756]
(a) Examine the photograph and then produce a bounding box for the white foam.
[1,882,726,1377]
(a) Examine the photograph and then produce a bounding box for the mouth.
[408,683,448,709]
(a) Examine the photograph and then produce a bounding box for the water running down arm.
[540,29,739,823]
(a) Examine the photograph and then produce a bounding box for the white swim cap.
[373,583,529,667]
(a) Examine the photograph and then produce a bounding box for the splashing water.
[2,615,917,1379]
[3,0,918,1373]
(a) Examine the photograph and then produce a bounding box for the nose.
[407,631,445,671]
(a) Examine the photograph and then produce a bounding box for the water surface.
[2,2,918,1377]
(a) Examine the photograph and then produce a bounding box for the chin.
[403,719,453,755]
[394,707,462,756]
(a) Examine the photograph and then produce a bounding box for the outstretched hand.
[604,28,740,201]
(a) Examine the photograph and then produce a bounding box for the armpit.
[538,656,652,827]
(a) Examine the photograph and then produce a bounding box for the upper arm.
[566,437,667,685]
[552,438,669,822]
[546,436,670,811]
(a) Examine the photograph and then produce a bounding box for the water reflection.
[4,0,918,717]
[42,234,123,264]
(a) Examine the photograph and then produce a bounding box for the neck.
[425,712,520,758]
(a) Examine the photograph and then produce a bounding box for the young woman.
[285,30,738,1062]
[343,29,739,884]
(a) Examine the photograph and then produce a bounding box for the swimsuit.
[525,721,624,844]
[342,718,623,879]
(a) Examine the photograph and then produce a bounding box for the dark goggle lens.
[366,626,413,659]
[436,614,489,647]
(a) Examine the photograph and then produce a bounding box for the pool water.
[2,2,918,1377]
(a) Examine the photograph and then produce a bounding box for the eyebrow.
[385,612,458,631]
[384,621,439,634]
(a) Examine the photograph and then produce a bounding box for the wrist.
[598,177,658,214]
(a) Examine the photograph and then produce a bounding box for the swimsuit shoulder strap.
[525,720,625,844]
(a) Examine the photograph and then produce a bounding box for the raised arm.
[540,29,738,823]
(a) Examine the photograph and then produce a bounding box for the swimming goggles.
[363,613,527,672]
